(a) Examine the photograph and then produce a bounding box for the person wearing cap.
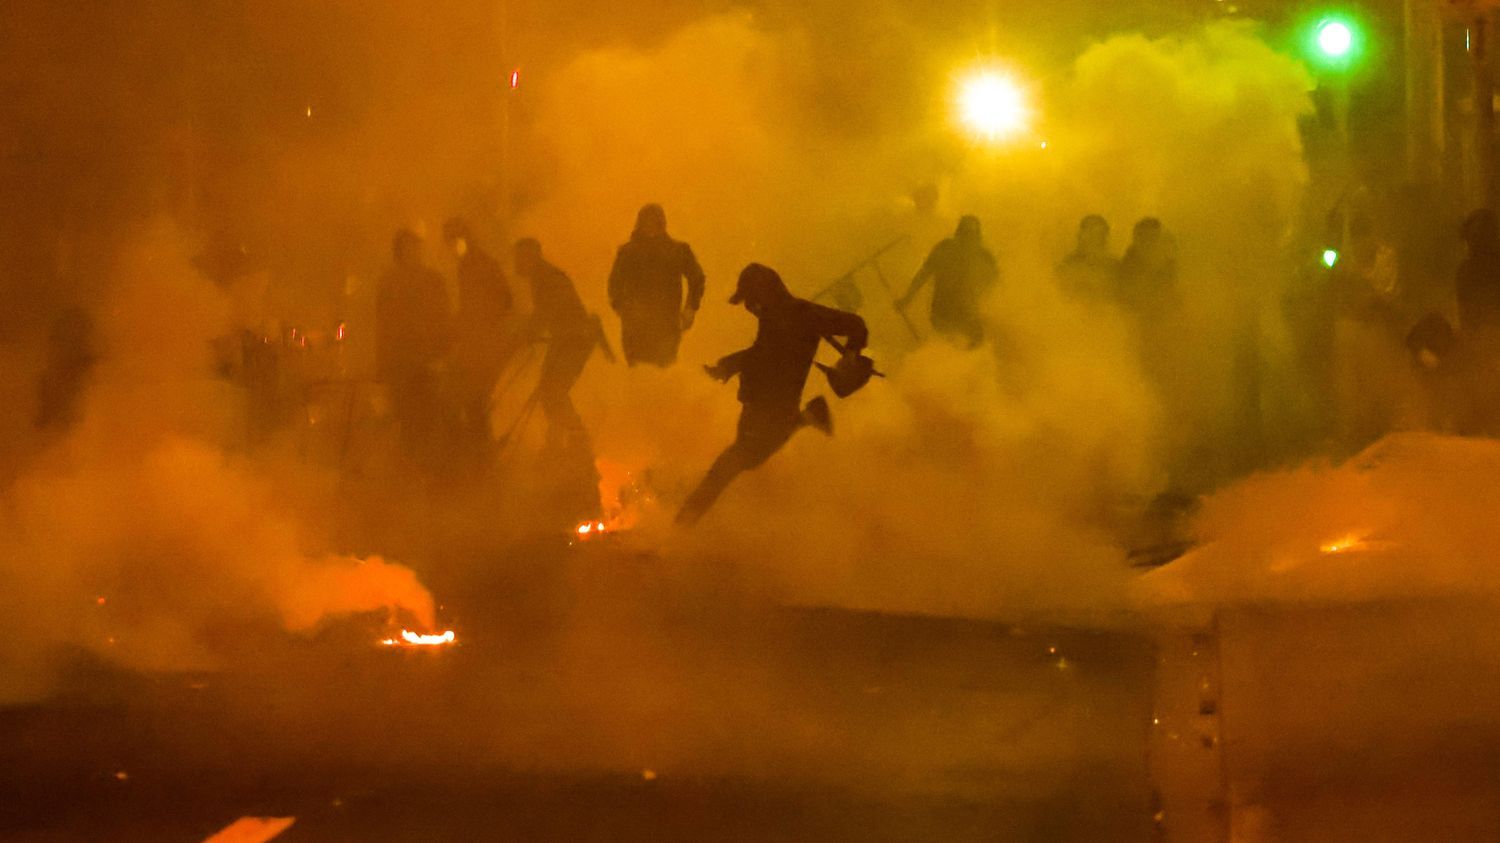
[514,238,596,453]
[442,217,514,451]
[376,228,453,469]
[607,204,706,367]
[676,263,868,526]
[896,215,999,348]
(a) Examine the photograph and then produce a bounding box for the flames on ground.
[380,629,456,648]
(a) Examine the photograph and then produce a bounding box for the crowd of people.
[30,194,1500,529]
[363,205,871,526]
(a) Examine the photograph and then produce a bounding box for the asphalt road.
[0,538,1157,842]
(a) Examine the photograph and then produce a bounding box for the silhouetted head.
[1462,209,1498,254]
[392,229,423,268]
[955,215,982,244]
[729,263,790,316]
[1078,214,1109,256]
[1131,217,1162,247]
[513,237,544,277]
[633,204,667,239]
[912,183,939,216]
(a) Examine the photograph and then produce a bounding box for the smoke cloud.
[515,18,1315,618]
[0,223,434,703]
[0,3,1336,695]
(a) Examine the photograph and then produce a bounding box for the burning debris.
[379,629,456,648]
[575,520,609,539]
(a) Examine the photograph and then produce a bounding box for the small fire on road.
[380,629,456,647]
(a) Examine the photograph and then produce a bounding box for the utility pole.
[1474,14,1498,208]
[1404,0,1447,185]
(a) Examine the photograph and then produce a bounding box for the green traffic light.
[1317,21,1353,57]
[1322,248,1340,268]
[1310,16,1361,67]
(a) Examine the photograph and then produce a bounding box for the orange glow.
[380,629,455,647]
[334,321,346,341]
[509,68,521,89]
[1320,533,1367,555]
[594,458,646,533]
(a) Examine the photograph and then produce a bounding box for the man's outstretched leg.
[676,406,799,526]
[675,441,750,526]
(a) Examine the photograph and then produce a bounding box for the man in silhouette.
[514,238,595,453]
[1116,217,1178,319]
[376,228,452,469]
[896,215,998,348]
[1056,214,1118,302]
[443,217,514,450]
[607,203,706,366]
[677,263,867,526]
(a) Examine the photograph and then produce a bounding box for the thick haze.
[6,0,1450,706]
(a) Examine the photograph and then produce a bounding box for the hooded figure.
[1116,217,1178,318]
[1056,214,1118,301]
[896,215,999,348]
[376,228,453,468]
[443,217,515,448]
[676,264,867,526]
[607,204,707,366]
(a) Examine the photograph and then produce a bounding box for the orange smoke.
[594,457,651,532]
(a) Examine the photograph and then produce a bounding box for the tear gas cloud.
[0,0,1455,704]
[0,225,434,703]
[531,18,1315,617]
[1138,433,1500,608]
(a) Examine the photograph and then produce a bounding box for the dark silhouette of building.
[1456,209,1500,340]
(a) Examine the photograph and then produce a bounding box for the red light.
[335,321,346,341]
[509,68,520,89]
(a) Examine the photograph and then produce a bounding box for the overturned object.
[816,349,883,398]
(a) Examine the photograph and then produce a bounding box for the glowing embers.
[954,67,1033,144]
[380,629,456,647]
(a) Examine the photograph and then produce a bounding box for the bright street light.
[955,68,1031,143]
[1316,20,1353,58]
[1308,15,1363,69]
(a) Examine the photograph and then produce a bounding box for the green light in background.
[1322,248,1340,268]
[1309,16,1362,67]
[1317,21,1353,57]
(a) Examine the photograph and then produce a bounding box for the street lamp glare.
[956,70,1030,143]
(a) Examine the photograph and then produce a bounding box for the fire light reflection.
[1319,533,1368,555]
